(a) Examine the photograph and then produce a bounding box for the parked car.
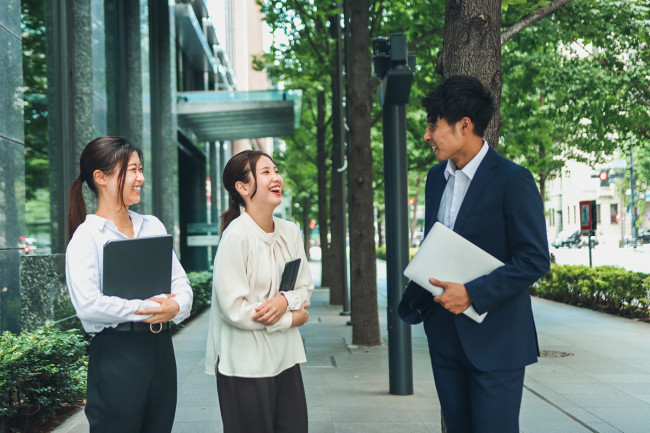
[19,236,38,254]
[552,229,576,248]
[624,228,650,246]
[552,229,598,249]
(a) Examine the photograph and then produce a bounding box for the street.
[550,243,650,273]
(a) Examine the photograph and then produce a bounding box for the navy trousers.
[85,329,177,433]
[429,326,525,433]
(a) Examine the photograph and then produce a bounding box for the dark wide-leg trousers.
[85,329,177,433]
[216,363,308,433]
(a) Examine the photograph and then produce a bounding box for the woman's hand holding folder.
[136,293,180,323]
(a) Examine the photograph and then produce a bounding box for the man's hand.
[291,301,310,327]
[137,294,179,323]
[430,278,472,315]
[252,294,289,326]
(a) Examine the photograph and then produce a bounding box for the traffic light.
[598,170,610,186]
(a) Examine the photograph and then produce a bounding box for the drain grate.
[540,350,574,358]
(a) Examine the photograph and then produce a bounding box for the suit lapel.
[453,147,499,233]
[425,167,447,235]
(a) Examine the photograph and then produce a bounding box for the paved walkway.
[54,261,650,433]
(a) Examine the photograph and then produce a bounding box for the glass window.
[610,203,618,224]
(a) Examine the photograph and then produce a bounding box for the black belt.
[106,321,170,334]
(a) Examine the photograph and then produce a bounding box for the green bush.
[534,264,650,320]
[187,271,213,318]
[0,327,88,432]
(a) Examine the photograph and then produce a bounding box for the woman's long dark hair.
[221,150,275,233]
[67,136,143,241]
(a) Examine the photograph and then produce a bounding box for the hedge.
[187,271,213,318]
[534,264,650,320]
[376,245,418,261]
[0,327,88,433]
[0,271,214,432]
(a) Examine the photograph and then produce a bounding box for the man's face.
[423,117,464,163]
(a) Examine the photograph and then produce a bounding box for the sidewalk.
[54,261,650,433]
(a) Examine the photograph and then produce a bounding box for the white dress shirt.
[437,141,490,229]
[204,212,314,378]
[65,211,193,333]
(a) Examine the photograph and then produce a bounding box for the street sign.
[579,200,596,231]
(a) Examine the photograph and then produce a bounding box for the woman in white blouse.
[205,150,313,433]
[65,136,193,433]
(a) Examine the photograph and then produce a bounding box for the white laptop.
[403,222,504,323]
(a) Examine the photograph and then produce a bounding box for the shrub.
[187,271,213,318]
[376,246,419,261]
[376,245,387,260]
[0,327,88,432]
[534,264,650,320]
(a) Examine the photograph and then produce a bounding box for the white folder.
[403,222,504,323]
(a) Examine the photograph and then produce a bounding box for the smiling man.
[398,76,550,433]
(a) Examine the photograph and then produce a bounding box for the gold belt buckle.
[150,323,163,334]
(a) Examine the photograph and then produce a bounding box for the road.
[550,243,650,273]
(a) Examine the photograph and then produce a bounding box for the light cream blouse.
[204,212,314,377]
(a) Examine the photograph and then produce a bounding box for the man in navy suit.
[398,76,550,433]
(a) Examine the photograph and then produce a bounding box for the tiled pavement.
[53,260,650,433]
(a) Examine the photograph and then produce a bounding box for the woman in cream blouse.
[205,150,313,433]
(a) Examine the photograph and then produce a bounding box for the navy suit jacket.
[398,147,550,371]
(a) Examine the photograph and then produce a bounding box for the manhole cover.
[540,350,573,358]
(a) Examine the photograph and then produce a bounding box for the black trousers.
[216,364,308,433]
[85,329,177,433]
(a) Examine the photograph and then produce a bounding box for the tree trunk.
[437,0,503,147]
[316,90,333,290]
[539,169,547,214]
[348,0,380,346]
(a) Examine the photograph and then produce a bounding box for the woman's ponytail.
[67,177,87,241]
[220,194,243,234]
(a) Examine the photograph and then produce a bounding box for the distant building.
[545,159,649,247]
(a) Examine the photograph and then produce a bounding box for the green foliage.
[22,0,49,201]
[376,245,418,261]
[499,0,650,201]
[544,0,648,150]
[187,271,213,318]
[534,264,650,319]
[376,245,387,261]
[0,328,88,432]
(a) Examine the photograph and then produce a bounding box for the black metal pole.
[630,143,637,245]
[383,103,413,395]
[333,4,350,315]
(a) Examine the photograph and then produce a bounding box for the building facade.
[0,0,300,332]
[545,159,649,248]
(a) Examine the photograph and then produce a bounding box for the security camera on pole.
[372,33,415,396]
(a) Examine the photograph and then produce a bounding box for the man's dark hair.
[421,75,495,137]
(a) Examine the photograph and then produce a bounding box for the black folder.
[102,235,173,300]
[279,258,301,292]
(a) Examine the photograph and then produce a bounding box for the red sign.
[579,200,593,231]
